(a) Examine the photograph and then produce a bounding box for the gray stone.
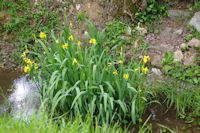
[137,23,147,36]
[76,4,81,11]
[174,50,183,62]
[173,28,183,35]
[149,43,174,54]
[189,12,200,32]
[34,0,38,5]
[168,10,191,20]
[141,0,147,11]
[183,50,197,66]
[160,27,172,37]
[150,53,163,68]
[84,31,89,36]
[134,39,140,48]
[180,43,187,50]
[125,26,132,36]
[188,38,200,49]
[152,68,163,76]
[119,35,131,40]
[69,5,74,14]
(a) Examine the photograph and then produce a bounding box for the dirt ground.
[0,0,197,69]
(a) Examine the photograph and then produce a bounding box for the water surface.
[0,69,40,118]
[0,69,22,105]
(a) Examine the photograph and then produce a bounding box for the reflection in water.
[144,104,200,133]
[0,69,40,119]
[9,76,41,119]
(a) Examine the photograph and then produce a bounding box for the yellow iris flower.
[33,34,38,43]
[34,63,38,69]
[62,43,68,50]
[123,74,129,79]
[134,67,140,72]
[39,32,47,39]
[143,55,150,64]
[78,41,81,45]
[105,66,109,71]
[56,39,59,43]
[108,62,112,66]
[118,60,123,64]
[70,21,73,28]
[24,65,31,73]
[89,38,96,45]
[23,58,31,64]
[72,58,78,65]
[120,46,123,56]
[21,52,26,58]
[68,35,74,41]
[113,70,118,75]
[142,67,148,74]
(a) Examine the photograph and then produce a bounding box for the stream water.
[0,69,199,132]
[0,69,40,119]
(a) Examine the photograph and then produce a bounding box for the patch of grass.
[75,11,88,22]
[135,0,169,24]
[162,50,200,85]
[186,25,200,41]
[0,0,61,66]
[0,112,129,133]
[105,20,129,46]
[153,78,200,119]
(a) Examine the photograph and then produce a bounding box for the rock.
[137,23,147,36]
[150,53,163,68]
[119,35,131,40]
[152,68,163,76]
[173,28,183,35]
[180,43,187,50]
[76,4,81,11]
[34,0,38,5]
[69,5,74,14]
[168,10,191,20]
[134,39,140,48]
[189,12,200,32]
[160,27,172,37]
[188,38,200,49]
[183,50,197,66]
[174,50,183,62]
[149,43,174,54]
[125,26,132,36]
[141,0,147,11]
[84,31,89,37]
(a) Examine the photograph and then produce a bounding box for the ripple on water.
[9,76,41,119]
[0,69,41,119]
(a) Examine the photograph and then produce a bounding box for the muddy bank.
[142,104,200,133]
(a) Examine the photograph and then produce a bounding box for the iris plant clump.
[26,22,153,125]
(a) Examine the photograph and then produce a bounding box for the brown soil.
[0,0,196,69]
[144,17,189,50]
[0,40,17,68]
[143,9,193,60]
[0,0,110,69]
[67,0,108,42]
